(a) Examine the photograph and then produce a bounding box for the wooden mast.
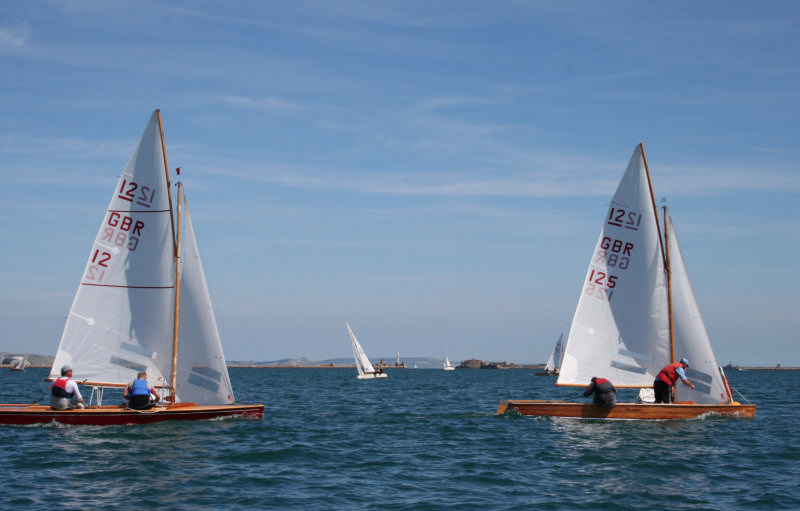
[641,143,673,362]
[170,182,183,404]
[158,110,181,404]
[663,206,675,364]
[663,206,678,401]
[156,109,177,256]
[640,143,666,270]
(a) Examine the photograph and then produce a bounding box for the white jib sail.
[174,195,235,405]
[667,216,729,404]
[347,322,375,375]
[51,111,175,386]
[558,145,670,387]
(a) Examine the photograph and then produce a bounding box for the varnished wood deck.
[497,400,755,420]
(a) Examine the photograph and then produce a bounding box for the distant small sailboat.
[723,361,741,371]
[347,322,387,379]
[443,351,455,371]
[10,352,28,372]
[535,334,563,376]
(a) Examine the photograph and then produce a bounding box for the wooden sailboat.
[443,351,455,370]
[0,110,263,426]
[534,334,563,376]
[10,352,28,372]
[498,144,755,420]
[347,322,387,379]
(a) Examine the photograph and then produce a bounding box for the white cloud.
[223,95,307,114]
[0,21,31,49]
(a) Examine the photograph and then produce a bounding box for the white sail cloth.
[668,217,729,403]
[559,145,669,387]
[347,322,376,375]
[544,334,563,373]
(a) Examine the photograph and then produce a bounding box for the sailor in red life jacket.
[49,365,85,410]
[583,376,617,406]
[653,358,696,403]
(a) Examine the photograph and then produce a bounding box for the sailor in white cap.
[48,365,85,410]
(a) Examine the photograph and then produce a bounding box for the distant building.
[457,358,520,369]
[458,358,483,369]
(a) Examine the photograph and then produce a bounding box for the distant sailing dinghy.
[347,322,387,379]
[443,351,455,371]
[10,352,28,372]
[0,110,263,426]
[498,144,755,420]
[535,334,563,376]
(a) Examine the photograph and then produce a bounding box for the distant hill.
[230,357,449,368]
[3,352,545,370]
[0,352,55,368]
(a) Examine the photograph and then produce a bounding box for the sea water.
[0,367,798,510]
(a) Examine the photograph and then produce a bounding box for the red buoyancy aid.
[52,377,74,398]
[657,362,682,385]
[595,378,611,385]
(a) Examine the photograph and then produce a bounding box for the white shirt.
[49,378,83,401]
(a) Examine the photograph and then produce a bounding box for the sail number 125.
[584,269,616,302]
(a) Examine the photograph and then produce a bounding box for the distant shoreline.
[226,365,800,371]
[4,363,799,371]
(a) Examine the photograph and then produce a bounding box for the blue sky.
[1,1,798,365]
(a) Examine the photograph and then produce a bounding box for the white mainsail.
[51,111,174,387]
[347,322,376,375]
[544,334,563,373]
[558,145,670,387]
[50,110,234,405]
[443,351,455,370]
[667,216,729,404]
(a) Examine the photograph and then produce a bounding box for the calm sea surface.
[0,367,797,510]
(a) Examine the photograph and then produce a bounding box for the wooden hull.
[497,400,756,420]
[357,373,388,379]
[0,402,264,426]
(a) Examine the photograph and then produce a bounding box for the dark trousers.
[653,380,672,403]
[128,394,154,410]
